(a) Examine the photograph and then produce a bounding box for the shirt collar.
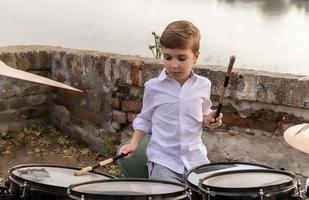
[158,68,197,81]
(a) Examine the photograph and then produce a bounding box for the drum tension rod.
[259,189,264,200]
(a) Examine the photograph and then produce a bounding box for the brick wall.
[1,46,309,156]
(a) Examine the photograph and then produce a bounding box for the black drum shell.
[8,164,114,200]
[67,178,189,200]
[199,169,296,200]
[185,162,273,200]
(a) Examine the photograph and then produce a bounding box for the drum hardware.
[259,189,264,200]
[296,180,303,199]
[20,182,29,199]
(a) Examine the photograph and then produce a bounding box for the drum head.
[9,164,113,192]
[185,162,272,192]
[68,179,188,199]
[200,169,295,193]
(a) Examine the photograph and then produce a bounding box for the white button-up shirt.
[133,69,213,174]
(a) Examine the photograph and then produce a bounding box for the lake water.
[1,0,309,75]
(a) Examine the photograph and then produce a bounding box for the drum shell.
[199,169,297,200]
[67,178,189,200]
[8,164,114,200]
[185,162,273,200]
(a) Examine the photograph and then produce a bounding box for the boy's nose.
[169,60,179,69]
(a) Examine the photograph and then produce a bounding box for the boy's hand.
[203,110,223,129]
[119,142,139,158]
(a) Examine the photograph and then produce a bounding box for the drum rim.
[185,162,273,192]
[199,169,296,193]
[8,164,115,194]
[67,178,188,199]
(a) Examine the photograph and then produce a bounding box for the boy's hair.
[160,20,201,54]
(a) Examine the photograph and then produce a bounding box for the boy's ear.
[194,52,200,64]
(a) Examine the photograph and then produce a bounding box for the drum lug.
[81,194,85,200]
[259,189,264,200]
[296,180,303,199]
[20,182,29,199]
[203,188,210,200]
[188,189,192,200]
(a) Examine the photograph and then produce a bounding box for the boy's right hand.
[119,142,139,158]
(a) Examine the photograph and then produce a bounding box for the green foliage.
[148,32,162,59]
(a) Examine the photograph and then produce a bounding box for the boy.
[120,20,223,183]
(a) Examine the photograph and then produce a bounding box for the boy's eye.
[163,55,172,60]
[178,56,187,61]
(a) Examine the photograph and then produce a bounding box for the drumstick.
[74,153,128,176]
[215,55,236,119]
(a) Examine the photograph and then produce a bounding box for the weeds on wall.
[148,32,162,59]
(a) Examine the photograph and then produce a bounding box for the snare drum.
[7,164,113,200]
[67,178,189,200]
[199,169,297,200]
[185,162,273,200]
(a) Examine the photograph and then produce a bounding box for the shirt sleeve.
[202,80,213,115]
[132,82,153,133]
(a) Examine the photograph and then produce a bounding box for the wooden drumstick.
[74,153,128,176]
[215,55,236,119]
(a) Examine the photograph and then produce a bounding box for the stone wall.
[0,46,308,179]
[0,47,51,133]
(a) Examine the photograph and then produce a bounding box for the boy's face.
[162,47,199,85]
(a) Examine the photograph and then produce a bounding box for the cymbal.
[0,60,83,92]
[284,123,309,154]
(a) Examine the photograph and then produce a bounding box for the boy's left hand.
[203,110,223,129]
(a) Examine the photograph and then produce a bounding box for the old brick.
[127,112,137,123]
[19,106,49,119]
[112,110,127,124]
[223,115,248,127]
[50,105,71,128]
[276,121,296,135]
[0,87,20,99]
[0,109,19,121]
[9,97,28,109]
[27,94,48,106]
[110,98,120,109]
[0,100,9,111]
[248,119,277,132]
[72,108,102,125]
[0,123,9,132]
[130,87,144,99]
[121,100,142,112]
[53,87,83,102]
[22,84,50,96]
[130,60,143,87]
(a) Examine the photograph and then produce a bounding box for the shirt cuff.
[132,117,152,133]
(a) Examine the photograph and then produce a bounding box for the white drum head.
[202,170,294,188]
[70,180,186,196]
[187,163,271,189]
[11,165,110,188]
